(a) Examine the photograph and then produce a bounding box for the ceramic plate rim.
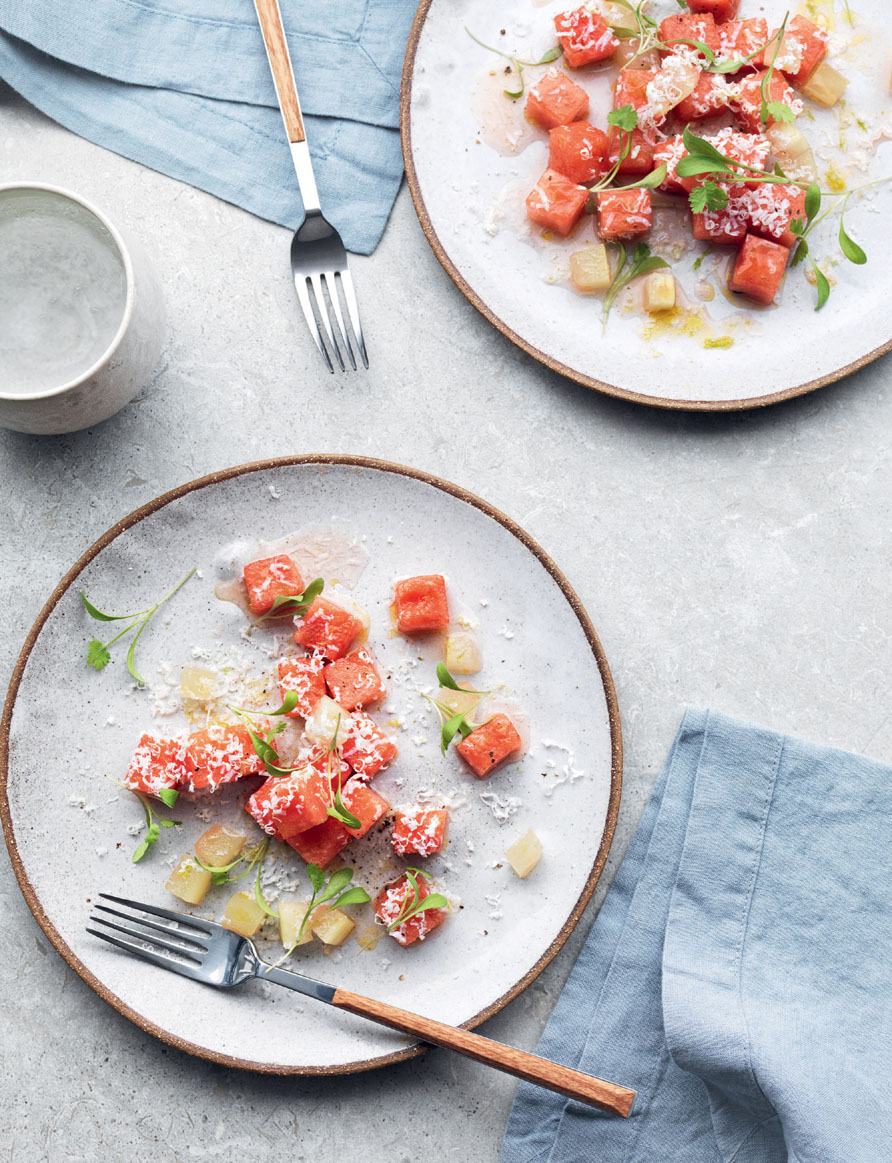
[0,453,623,1076]
[399,0,892,413]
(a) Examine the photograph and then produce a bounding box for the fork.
[254,0,368,372]
[88,893,635,1115]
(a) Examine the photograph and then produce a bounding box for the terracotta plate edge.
[399,0,890,412]
[0,453,623,1077]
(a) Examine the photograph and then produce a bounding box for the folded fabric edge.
[0,32,405,255]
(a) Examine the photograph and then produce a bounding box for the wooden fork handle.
[331,988,635,1117]
[254,0,305,143]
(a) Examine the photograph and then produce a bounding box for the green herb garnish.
[426,664,491,754]
[269,863,371,967]
[689,179,729,214]
[83,567,195,684]
[248,577,324,630]
[603,242,671,327]
[132,792,181,863]
[760,17,792,128]
[383,867,449,935]
[465,28,561,98]
[324,716,361,830]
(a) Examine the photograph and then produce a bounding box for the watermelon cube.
[614,68,656,112]
[729,234,789,304]
[525,68,589,130]
[714,18,767,69]
[341,781,390,839]
[675,73,735,122]
[243,554,304,617]
[597,188,652,241]
[653,136,688,192]
[658,13,717,57]
[391,808,449,857]
[182,723,265,793]
[686,0,740,22]
[286,816,351,868]
[393,574,450,633]
[547,122,609,184]
[526,169,588,235]
[278,653,326,718]
[739,184,806,248]
[323,647,386,711]
[124,734,187,797]
[456,713,523,778]
[733,71,801,134]
[553,7,619,68]
[246,765,331,840]
[293,596,362,660]
[691,203,747,245]
[606,126,655,175]
[340,712,398,780]
[760,15,827,85]
[375,875,447,947]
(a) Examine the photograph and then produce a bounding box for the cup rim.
[0,182,136,402]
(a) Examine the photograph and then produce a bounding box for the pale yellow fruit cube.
[180,665,218,701]
[643,271,676,313]
[765,123,817,182]
[279,900,315,948]
[799,62,848,107]
[505,829,543,879]
[304,695,353,750]
[313,907,355,946]
[570,244,612,294]
[194,824,246,868]
[437,685,480,719]
[445,633,482,676]
[221,891,267,937]
[166,856,212,906]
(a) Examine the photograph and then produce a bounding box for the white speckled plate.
[0,456,621,1074]
[402,0,892,409]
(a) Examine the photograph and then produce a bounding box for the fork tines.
[294,267,368,374]
[88,894,211,980]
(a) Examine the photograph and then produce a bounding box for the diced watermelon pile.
[516,0,832,310]
[340,711,398,780]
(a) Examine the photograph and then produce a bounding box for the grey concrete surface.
[2,81,892,1162]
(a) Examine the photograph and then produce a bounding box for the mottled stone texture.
[2,81,892,1162]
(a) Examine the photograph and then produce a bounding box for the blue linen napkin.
[0,0,416,254]
[503,708,892,1163]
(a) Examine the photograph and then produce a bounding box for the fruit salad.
[112,544,543,962]
[472,0,884,324]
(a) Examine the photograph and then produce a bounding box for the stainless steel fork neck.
[289,140,322,216]
[254,959,337,1003]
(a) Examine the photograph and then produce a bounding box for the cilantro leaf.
[765,101,796,124]
[87,638,111,671]
[607,105,638,132]
[689,181,729,214]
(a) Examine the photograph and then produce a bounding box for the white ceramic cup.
[0,183,165,435]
